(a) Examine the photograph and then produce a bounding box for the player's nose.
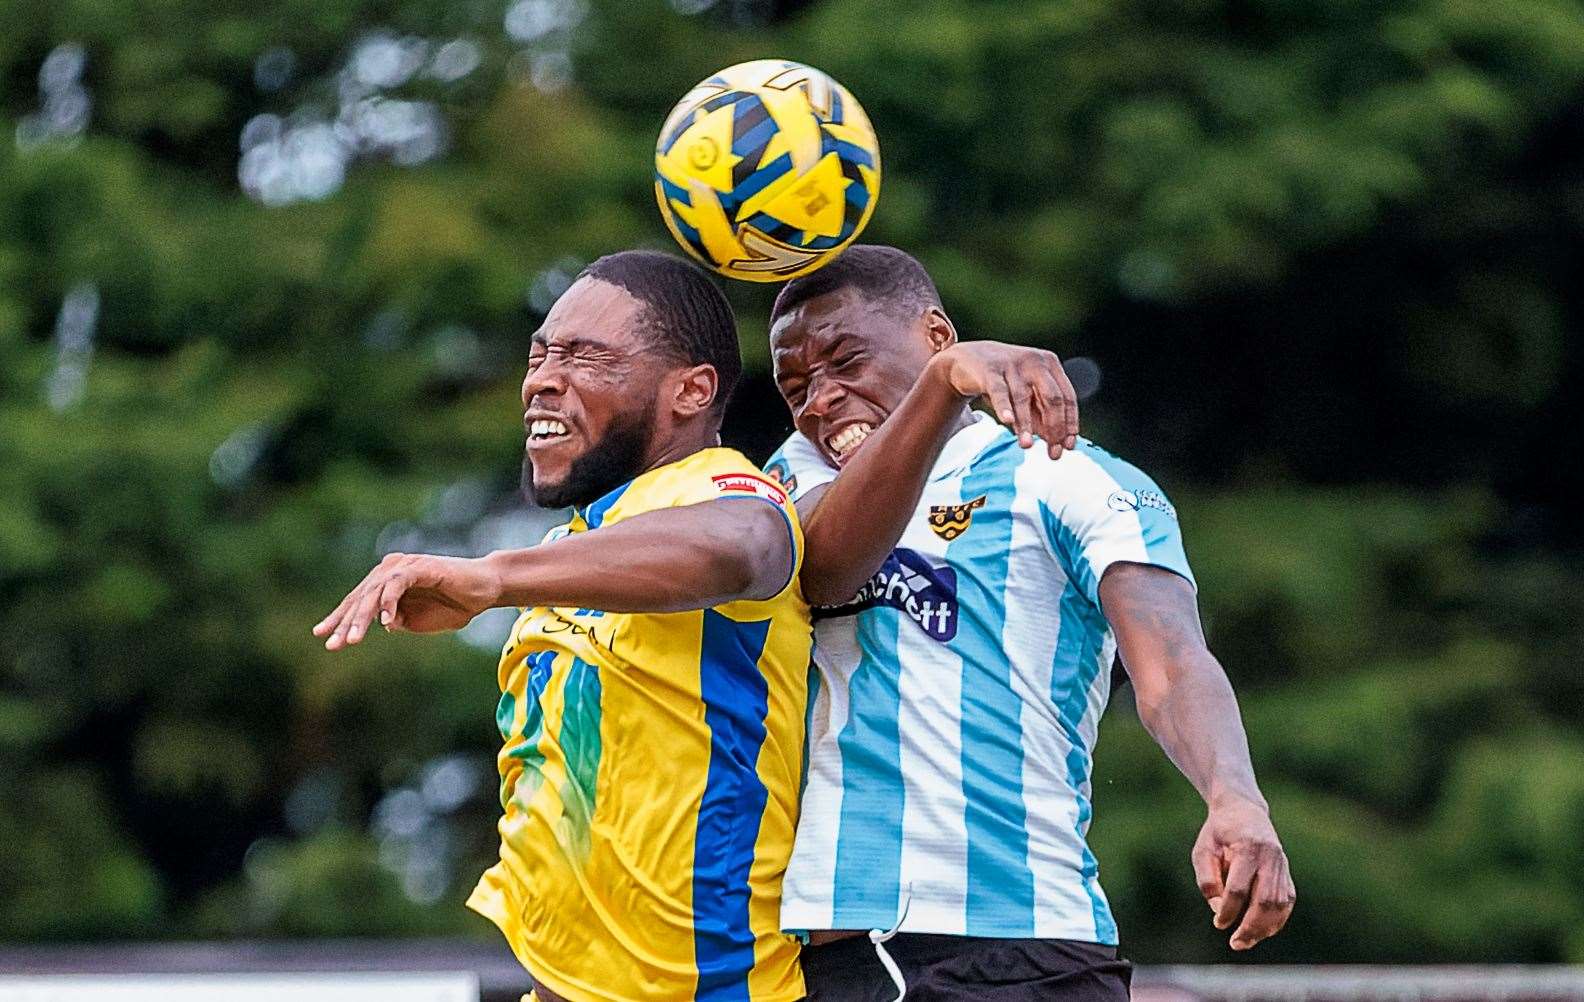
[521,360,568,407]
[802,374,846,420]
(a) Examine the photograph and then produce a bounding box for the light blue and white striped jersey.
[764,413,1194,944]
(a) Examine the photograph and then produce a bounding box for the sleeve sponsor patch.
[712,472,789,507]
[1106,488,1178,520]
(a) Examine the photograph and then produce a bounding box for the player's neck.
[638,422,723,476]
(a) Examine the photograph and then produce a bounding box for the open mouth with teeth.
[527,417,572,444]
[826,422,875,465]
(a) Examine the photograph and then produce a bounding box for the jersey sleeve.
[763,431,837,504]
[669,463,804,600]
[1039,440,1195,608]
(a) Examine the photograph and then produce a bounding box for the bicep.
[1098,561,1206,698]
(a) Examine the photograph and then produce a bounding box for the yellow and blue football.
[654,59,881,282]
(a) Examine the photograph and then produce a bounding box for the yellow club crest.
[928,495,987,541]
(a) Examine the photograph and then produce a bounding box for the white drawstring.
[868,887,913,1001]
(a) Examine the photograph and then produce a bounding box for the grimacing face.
[769,286,945,469]
[520,277,668,509]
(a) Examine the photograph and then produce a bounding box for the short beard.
[522,403,655,510]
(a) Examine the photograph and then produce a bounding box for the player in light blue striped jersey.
[766,246,1295,1000]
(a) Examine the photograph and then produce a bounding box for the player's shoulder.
[595,447,754,517]
[1016,436,1168,509]
[672,446,795,508]
[684,444,762,477]
[764,430,834,502]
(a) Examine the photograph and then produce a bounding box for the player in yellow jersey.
[314,249,1088,1000]
[315,250,812,1002]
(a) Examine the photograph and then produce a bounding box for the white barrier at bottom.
[0,973,480,1002]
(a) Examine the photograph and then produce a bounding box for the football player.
[766,246,1295,1001]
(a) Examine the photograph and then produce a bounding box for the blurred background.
[2,0,1582,978]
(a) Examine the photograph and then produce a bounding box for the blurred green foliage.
[2,0,1582,965]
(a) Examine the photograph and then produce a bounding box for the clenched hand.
[1192,796,1296,950]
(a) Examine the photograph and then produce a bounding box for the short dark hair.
[581,250,741,414]
[771,244,942,323]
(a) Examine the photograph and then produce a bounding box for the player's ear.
[671,363,720,419]
[923,306,957,355]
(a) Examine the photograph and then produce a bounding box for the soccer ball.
[653,59,882,283]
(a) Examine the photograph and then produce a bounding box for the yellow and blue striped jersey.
[468,447,812,1002]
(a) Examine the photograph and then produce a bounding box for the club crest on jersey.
[819,547,960,642]
[928,495,987,540]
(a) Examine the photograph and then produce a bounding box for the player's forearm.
[1135,652,1267,810]
[485,544,748,613]
[801,354,966,606]
[1103,565,1268,810]
[485,502,787,613]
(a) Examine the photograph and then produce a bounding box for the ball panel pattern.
[653,59,881,282]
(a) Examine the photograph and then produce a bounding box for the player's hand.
[1192,796,1296,950]
[312,552,503,649]
[930,342,1079,459]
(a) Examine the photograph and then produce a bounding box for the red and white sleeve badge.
[712,473,789,507]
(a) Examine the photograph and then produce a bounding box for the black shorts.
[800,933,1132,1001]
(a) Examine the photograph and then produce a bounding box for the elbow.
[1121,658,1174,735]
[708,509,793,602]
[1127,649,1223,735]
[798,523,869,607]
[700,544,762,602]
[751,503,803,601]
[1132,688,1168,736]
[802,562,864,608]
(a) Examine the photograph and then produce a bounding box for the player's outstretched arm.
[313,496,792,649]
[799,342,1078,606]
[1099,561,1296,951]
